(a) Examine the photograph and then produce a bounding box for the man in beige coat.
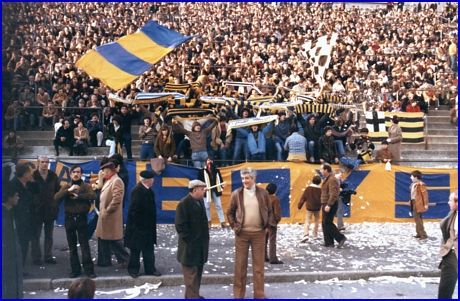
[95,161,129,267]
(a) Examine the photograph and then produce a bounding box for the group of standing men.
[2,158,457,299]
[176,167,275,299]
[2,157,162,284]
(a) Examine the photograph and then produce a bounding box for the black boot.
[69,268,81,278]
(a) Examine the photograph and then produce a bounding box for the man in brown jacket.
[409,170,429,240]
[264,183,283,264]
[375,140,394,163]
[227,167,273,299]
[39,100,58,130]
[320,163,347,248]
[54,165,96,278]
[173,118,217,168]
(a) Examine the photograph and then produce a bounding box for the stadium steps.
[398,105,457,168]
[3,106,458,168]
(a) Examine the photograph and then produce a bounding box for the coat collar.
[101,173,119,192]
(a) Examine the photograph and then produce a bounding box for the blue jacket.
[236,121,274,155]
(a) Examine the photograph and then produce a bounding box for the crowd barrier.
[13,160,458,225]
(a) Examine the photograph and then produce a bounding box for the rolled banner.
[385,161,392,171]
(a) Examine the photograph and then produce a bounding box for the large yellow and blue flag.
[76,21,191,90]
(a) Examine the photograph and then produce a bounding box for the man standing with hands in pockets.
[124,170,161,278]
[175,180,209,299]
[227,167,273,299]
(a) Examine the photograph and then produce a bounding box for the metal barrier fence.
[3,157,458,169]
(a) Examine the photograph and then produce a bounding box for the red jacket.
[406,104,421,112]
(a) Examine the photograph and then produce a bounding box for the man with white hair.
[227,167,274,299]
[30,156,61,265]
[124,170,161,278]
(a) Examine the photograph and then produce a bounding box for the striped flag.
[366,112,425,143]
[76,21,191,90]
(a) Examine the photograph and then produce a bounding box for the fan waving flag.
[76,21,191,90]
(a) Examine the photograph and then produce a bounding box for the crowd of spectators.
[1,2,458,163]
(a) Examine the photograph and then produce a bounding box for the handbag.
[150,158,165,176]
[73,140,84,147]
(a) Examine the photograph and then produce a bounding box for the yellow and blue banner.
[14,160,457,225]
[76,21,191,90]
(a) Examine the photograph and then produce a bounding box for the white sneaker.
[300,235,309,243]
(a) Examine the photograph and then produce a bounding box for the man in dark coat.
[297,113,329,162]
[124,170,161,278]
[320,163,347,248]
[437,190,458,299]
[2,185,23,299]
[54,119,74,156]
[10,162,36,266]
[175,180,210,299]
[30,156,61,265]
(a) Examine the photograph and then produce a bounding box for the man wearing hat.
[175,179,209,299]
[124,170,161,278]
[10,162,35,267]
[95,162,130,269]
[54,165,97,278]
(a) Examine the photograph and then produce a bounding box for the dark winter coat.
[298,113,329,142]
[175,193,209,266]
[198,163,224,197]
[318,135,338,163]
[2,206,23,299]
[30,170,61,222]
[10,177,36,242]
[124,182,157,250]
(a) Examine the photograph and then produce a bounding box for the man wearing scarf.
[198,157,227,228]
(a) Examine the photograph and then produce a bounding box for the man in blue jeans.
[274,111,293,161]
[138,116,156,161]
[173,119,217,168]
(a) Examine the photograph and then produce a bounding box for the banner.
[76,21,191,90]
[11,160,456,225]
[366,111,425,143]
[226,115,279,134]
